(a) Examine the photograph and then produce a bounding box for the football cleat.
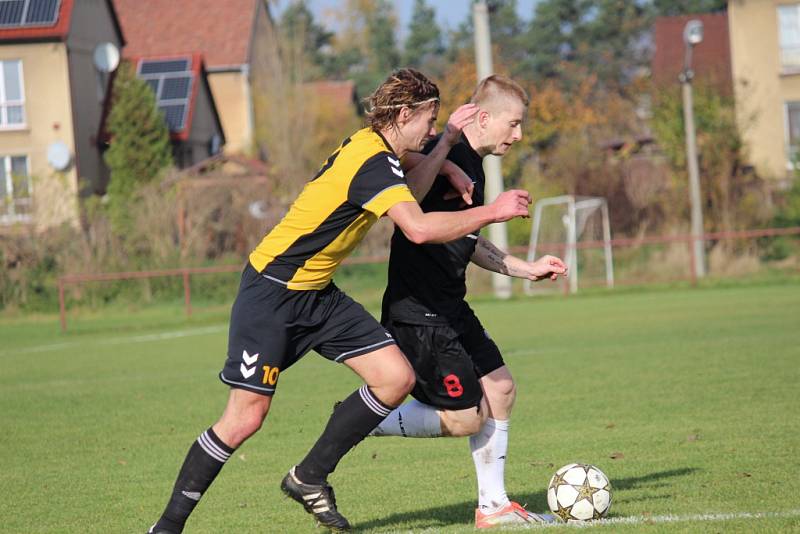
[475,501,555,529]
[146,526,174,534]
[281,467,351,532]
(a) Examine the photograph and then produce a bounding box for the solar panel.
[0,1,25,26]
[139,59,190,75]
[160,104,186,131]
[25,0,58,24]
[161,76,191,100]
[137,57,194,133]
[0,0,60,28]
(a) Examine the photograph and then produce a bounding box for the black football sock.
[153,428,235,533]
[294,385,393,485]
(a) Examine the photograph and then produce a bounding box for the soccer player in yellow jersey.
[147,68,533,533]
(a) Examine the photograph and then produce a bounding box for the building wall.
[207,71,250,154]
[66,0,124,194]
[729,0,800,180]
[179,73,224,167]
[0,42,79,231]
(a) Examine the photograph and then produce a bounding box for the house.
[652,12,732,94]
[114,0,277,156]
[101,53,226,169]
[729,0,800,181]
[0,0,124,230]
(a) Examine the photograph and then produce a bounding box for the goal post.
[524,195,614,295]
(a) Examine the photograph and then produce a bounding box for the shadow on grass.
[354,467,699,532]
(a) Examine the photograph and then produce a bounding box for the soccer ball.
[547,463,612,522]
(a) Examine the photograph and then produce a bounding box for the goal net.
[524,195,614,295]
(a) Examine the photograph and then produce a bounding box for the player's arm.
[403,104,477,203]
[471,236,568,281]
[387,189,531,244]
[404,153,475,205]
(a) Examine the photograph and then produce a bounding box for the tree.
[278,1,334,82]
[104,61,173,232]
[651,0,727,16]
[329,0,401,96]
[403,0,444,69]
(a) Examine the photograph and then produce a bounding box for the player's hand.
[442,164,474,205]
[441,103,479,147]
[489,189,532,222]
[527,255,568,282]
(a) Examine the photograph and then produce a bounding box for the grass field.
[1,280,799,533]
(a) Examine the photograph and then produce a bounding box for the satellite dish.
[47,141,72,171]
[93,42,120,73]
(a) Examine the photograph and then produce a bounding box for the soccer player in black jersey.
[374,75,568,529]
[146,69,535,534]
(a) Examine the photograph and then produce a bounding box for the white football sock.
[370,399,443,437]
[470,418,511,512]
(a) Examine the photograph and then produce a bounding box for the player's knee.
[488,376,516,411]
[442,407,483,437]
[394,366,416,397]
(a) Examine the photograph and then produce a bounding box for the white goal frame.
[524,195,614,295]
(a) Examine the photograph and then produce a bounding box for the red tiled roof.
[652,12,732,93]
[0,0,73,42]
[113,0,260,68]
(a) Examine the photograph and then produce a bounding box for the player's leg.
[293,343,415,484]
[282,287,414,531]
[149,391,271,534]
[464,317,550,527]
[149,265,286,534]
[371,320,485,438]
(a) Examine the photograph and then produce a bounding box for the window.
[779,4,800,72]
[0,154,32,222]
[0,60,25,128]
[785,102,800,166]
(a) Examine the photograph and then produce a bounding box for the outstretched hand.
[442,103,479,147]
[527,255,568,282]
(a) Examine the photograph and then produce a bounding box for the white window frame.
[778,4,800,74]
[784,101,800,169]
[0,59,26,129]
[0,154,32,224]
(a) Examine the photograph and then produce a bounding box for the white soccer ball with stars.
[547,463,612,522]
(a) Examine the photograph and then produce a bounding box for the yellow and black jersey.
[249,128,416,290]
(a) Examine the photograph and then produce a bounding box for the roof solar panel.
[160,104,186,131]
[139,59,190,75]
[25,0,59,24]
[137,57,195,133]
[0,0,59,27]
[0,1,25,26]
[161,76,191,100]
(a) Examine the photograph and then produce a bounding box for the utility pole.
[473,0,512,298]
[680,20,706,278]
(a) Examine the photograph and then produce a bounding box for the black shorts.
[219,264,396,396]
[384,310,505,410]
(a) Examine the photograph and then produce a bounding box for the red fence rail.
[57,227,800,332]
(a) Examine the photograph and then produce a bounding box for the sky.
[273,1,543,42]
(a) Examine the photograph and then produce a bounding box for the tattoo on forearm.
[477,239,510,275]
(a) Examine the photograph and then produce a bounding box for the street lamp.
[679,19,706,278]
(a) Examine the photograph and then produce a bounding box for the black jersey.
[382,133,485,326]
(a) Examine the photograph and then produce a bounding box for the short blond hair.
[470,75,529,108]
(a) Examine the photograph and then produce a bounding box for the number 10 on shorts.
[262,365,280,386]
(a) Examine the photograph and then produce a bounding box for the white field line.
[527,509,800,529]
[1,324,227,356]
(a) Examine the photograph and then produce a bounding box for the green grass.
[1,282,799,533]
